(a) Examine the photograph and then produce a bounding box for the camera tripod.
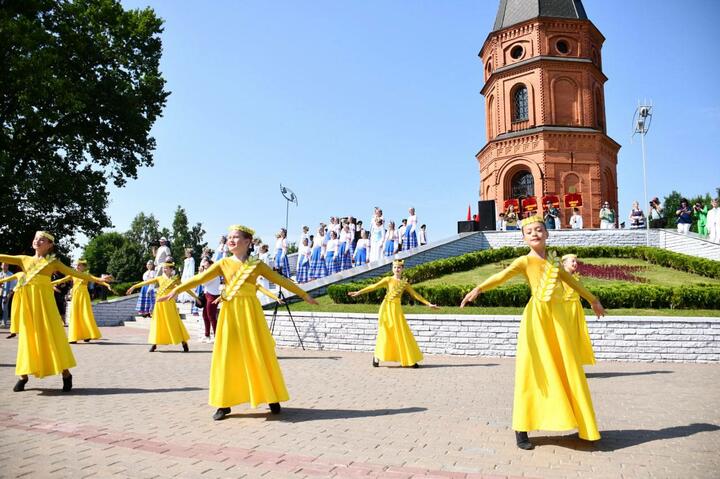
[269,288,305,350]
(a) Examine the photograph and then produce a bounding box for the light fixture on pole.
[279,184,298,233]
[632,102,653,245]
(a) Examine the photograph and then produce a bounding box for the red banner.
[541,195,560,209]
[521,196,538,212]
[564,193,583,208]
[503,198,520,211]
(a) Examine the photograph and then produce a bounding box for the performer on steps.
[1,231,111,392]
[126,261,192,353]
[0,272,23,339]
[348,259,438,368]
[51,259,109,343]
[461,215,606,450]
[158,225,318,421]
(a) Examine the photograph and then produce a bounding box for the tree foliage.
[0,0,169,253]
[83,232,126,274]
[126,211,160,261]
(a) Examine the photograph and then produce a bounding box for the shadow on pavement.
[229,406,427,422]
[413,363,499,369]
[36,386,206,396]
[277,356,342,360]
[586,370,673,379]
[533,423,720,451]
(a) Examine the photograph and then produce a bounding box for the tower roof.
[493,0,588,31]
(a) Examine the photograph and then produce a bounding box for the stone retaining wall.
[92,295,138,326]
[266,311,720,363]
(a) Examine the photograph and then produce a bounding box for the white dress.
[370,222,385,262]
[178,256,196,303]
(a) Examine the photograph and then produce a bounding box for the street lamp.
[279,184,298,233]
[632,102,653,245]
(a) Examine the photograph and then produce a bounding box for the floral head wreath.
[36,230,55,242]
[77,259,88,265]
[161,262,175,267]
[393,259,405,267]
[519,215,545,228]
[561,254,577,262]
[228,224,255,236]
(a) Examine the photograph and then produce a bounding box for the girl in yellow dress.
[0,272,23,338]
[126,261,191,353]
[561,254,596,366]
[51,259,107,343]
[158,225,318,421]
[461,215,606,450]
[348,259,438,368]
[0,231,111,392]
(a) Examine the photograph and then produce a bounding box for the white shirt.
[419,228,427,244]
[274,238,287,252]
[312,236,323,249]
[298,244,311,259]
[142,269,157,290]
[326,239,339,254]
[355,238,370,251]
[570,214,584,229]
[407,214,418,233]
[155,245,170,266]
[385,229,398,242]
[203,275,222,296]
[707,207,720,242]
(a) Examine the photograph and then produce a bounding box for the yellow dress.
[475,254,601,441]
[353,277,430,366]
[130,274,190,345]
[561,274,596,366]
[171,257,311,409]
[51,276,103,342]
[0,272,23,334]
[0,254,100,378]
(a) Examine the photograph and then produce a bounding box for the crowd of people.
[493,196,720,241]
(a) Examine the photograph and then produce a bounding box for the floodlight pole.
[633,103,652,246]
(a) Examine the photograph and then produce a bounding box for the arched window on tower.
[510,170,534,198]
[512,85,529,122]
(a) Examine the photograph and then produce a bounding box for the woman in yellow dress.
[0,231,111,392]
[51,259,107,343]
[560,254,596,366]
[348,259,438,368]
[461,215,606,450]
[158,225,318,421]
[0,272,23,338]
[126,261,191,352]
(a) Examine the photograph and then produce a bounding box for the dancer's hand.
[212,296,223,305]
[305,297,319,305]
[428,304,440,310]
[157,292,176,303]
[460,287,481,308]
[591,300,606,318]
[347,291,359,297]
[125,287,134,295]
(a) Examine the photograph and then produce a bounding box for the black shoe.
[149,344,157,352]
[182,342,189,352]
[83,339,90,343]
[62,374,73,392]
[269,403,281,414]
[515,431,534,450]
[372,357,379,367]
[13,378,28,392]
[212,407,231,420]
[69,341,77,344]
[6,333,16,339]
[411,363,420,369]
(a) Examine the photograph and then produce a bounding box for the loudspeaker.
[477,200,496,231]
[457,221,479,233]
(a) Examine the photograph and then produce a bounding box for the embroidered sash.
[158,275,180,296]
[221,258,260,302]
[385,279,408,302]
[535,252,560,302]
[16,255,56,289]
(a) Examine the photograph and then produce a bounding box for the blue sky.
[110,0,720,247]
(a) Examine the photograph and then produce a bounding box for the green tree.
[189,222,207,264]
[0,0,170,253]
[126,212,160,261]
[170,206,192,264]
[83,232,126,274]
[107,241,143,282]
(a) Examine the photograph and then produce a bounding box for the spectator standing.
[496,213,506,231]
[200,258,221,343]
[569,208,583,229]
[599,201,615,229]
[628,201,646,229]
[370,217,385,262]
[155,237,171,274]
[178,248,196,303]
[403,207,419,250]
[707,198,720,243]
[505,205,518,230]
[1,263,17,329]
[648,198,665,228]
[544,201,559,230]
[676,198,693,234]
[213,235,228,262]
[419,224,428,246]
[397,219,407,251]
[693,202,709,237]
[135,260,157,317]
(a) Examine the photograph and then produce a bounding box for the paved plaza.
[0,322,718,479]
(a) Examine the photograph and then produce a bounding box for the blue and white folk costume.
[384,228,398,257]
[308,236,328,280]
[135,268,156,315]
[339,230,354,270]
[274,237,290,277]
[353,238,369,266]
[403,214,419,250]
[296,243,311,283]
[326,238,340,275]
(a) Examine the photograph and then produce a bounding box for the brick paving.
[0,321,719,479]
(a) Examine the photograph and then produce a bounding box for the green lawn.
[416,257,720,288]
[280,294,720,317]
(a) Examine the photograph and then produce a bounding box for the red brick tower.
[477,0,620,228]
